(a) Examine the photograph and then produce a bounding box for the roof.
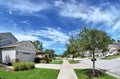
[0,41,32,48]
[0,32,18,41]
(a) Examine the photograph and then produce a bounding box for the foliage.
[75,69,116,79]
[78,27,114,75]
[13,62,35,71]
[0,68,59,79]
[33,40,43,51]
[45,49,55,58]
[66,35,79,60]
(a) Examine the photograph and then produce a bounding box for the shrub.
[40,59,47,63]
[13,62,35,71]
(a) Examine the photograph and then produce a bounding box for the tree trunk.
[92,49,95,76]
[72,54,74,60]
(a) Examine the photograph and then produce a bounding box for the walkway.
[57,60,78,79]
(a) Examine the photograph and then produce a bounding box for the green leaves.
[32,40,43,51]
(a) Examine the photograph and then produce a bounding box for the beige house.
[0,32,37,64]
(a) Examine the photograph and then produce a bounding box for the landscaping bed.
[74,69,116,79]
[0,68,59,79]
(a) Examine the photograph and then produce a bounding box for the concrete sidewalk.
[57,60,78,79]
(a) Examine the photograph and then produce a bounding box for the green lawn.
[50,60,63,64]
[74,69,116,79]
[102,54,120,60]
[68,60,79,64]
[0,68,59,79]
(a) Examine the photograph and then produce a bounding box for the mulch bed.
[84,69,104,78]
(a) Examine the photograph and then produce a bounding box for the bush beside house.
[13,62,35,71]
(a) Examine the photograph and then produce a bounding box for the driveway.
[78,58,120,77]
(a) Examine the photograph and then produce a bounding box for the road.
[79,58,120,77]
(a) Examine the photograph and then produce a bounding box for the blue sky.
[0,0,120,54]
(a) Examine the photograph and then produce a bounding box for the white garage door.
[2,50,16,64]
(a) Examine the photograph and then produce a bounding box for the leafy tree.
[78,27,113,75]
[33,40,43,51]
[66,35,79,60]
[45,49,55,58]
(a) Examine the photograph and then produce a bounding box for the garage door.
[2,50,16,64]
[18,52,35,62]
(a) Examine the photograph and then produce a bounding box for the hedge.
[13,62,35,71]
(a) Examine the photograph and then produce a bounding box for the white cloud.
[111,20,120,31]
[29,27,69,44]
[55,0,119,25]
[0,0,50,14]
[14,34,39,41]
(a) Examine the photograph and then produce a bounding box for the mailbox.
[91,58,97,61]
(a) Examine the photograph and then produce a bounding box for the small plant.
[13,62,35,71]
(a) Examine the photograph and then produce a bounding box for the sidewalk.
[57,60,78,79]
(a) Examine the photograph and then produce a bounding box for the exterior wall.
[17,51,35,62]
[1,48,16,64]
[16,41,36,62]
[16,42,36,53]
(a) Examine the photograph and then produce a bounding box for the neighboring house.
[36,51,50,59]
[106,42,120,56]
[0,32,18,46]
[84,48,103,57]
[0,32,37,64]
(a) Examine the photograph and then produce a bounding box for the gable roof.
[0,32,18,46]
[0,41,33,48]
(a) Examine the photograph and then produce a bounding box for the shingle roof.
[0,41,32,48]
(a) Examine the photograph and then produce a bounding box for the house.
[0,32,37,64]
[106,42,120,56]
[36,51,50,59]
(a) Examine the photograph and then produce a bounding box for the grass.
[68,60,79,64]
[0,64,4,67]
[101,54,120,60]
[74,69,116,79]
[50,59,63,64]
[0,68,59,79]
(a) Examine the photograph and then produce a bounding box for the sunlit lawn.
[0,68,59,79]
[68,60,79,64]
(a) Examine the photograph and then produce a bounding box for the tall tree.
[33,40,43,51]
[78,27,113,75]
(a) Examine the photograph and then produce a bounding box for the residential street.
[78,58,120,78]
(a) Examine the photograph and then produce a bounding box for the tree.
[66,35,79,60]
[33,40,43,51]
[45,49,55,58]
[78,27,113,75]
